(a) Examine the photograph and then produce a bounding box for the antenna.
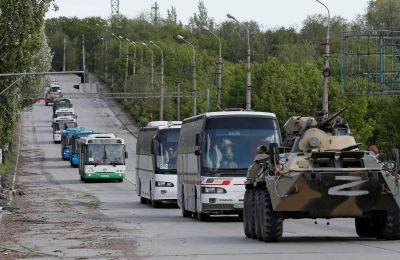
[111,0,120,29]
[151,2,160,25]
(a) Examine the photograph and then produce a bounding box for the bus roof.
[63,127,85,136]
[146,121,182,129]
[182,110,277,124]
[80,134,125,144]
[53,116,76,122]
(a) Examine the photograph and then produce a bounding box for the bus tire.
[181,189,191,218]
[80,174,84,181]
[259,189,283,242]
[152,200,161,208]
[140,196,147,204]
[197,212,209,222]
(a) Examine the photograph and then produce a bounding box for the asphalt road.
[16,75,400,259]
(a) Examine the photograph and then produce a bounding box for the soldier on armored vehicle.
[243,109,400,242]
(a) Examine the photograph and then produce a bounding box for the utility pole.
[124,43,129,102]
[202,26,222,110]
[177,35,196,116]
[175,80,181,121]
[82,34,86,83]
[105,40,108,80]
[150,41,164,120]
[316,0,331,114]
[142,43,154,91]
[63,33,66,72]
[111,0,120,30]
[227,14,251,110]
[151,2,159,25]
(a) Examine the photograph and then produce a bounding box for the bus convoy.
[44,80,400,242]
[48,83,128,183]
[48,93,281,218]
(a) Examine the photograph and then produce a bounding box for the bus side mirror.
[194,150,201,156]
[195,133,201,146]
[125,151,128,159]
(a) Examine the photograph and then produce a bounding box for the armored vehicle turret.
[243,110,400,242]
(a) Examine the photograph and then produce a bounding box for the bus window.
[202,117,281,174]
[105,144,125,165]
[157,129,179,170]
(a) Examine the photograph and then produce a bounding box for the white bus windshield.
[201,117,280,175]
[54,121,77,131]
[87,144,125,165]
[156,129,179,173]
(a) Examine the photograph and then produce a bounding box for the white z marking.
[328,176,369,196]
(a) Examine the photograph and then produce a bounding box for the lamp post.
[177,34,197,116]
[175,80,181,121]
[142,42,154,91]
[82,34,86,83]
[150,41,164,121]
[202,25,222,111]
[123,41,129,101]
[126,38,137,75]
[111,32,122,58]
[227,13,251,110]
[315,0,331,114]
[95,23,108,80]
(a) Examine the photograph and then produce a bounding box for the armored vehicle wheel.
[378,210,400,240]
[255,189,264,240]
[243,188,257,239]
[355,217,376,237]
[259,189,283,242]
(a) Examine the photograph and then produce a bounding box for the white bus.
[78,134,128,182]
[52,116,77,143]
[136,121,182,207]
[177,111,281,221]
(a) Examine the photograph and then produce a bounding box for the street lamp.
[126,38,137,75]
[227,13,251,110]
[150,41,165,121]
[202,25,222,111]
[142,42,154,90]
[177,34,197,116]
[315,0,331,114]
[95,23,108,80]
[111,32,122,58]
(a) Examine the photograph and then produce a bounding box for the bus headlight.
[155,181,174,187]
[201,187,227,194]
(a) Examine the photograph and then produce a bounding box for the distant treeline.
[45,0,400,152]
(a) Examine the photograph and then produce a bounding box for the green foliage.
[44,0,400,154]
[0,0,53,147]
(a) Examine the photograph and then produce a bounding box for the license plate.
[100,174,109,178]
[234,203,243,209]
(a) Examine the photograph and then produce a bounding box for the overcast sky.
[46,0,369,29]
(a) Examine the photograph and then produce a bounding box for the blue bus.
[61,127,85,160]
[69,130,97,167]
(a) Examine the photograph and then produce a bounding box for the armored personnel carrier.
[243,109,400,242]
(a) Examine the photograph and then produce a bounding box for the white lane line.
[8,115,23,205]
